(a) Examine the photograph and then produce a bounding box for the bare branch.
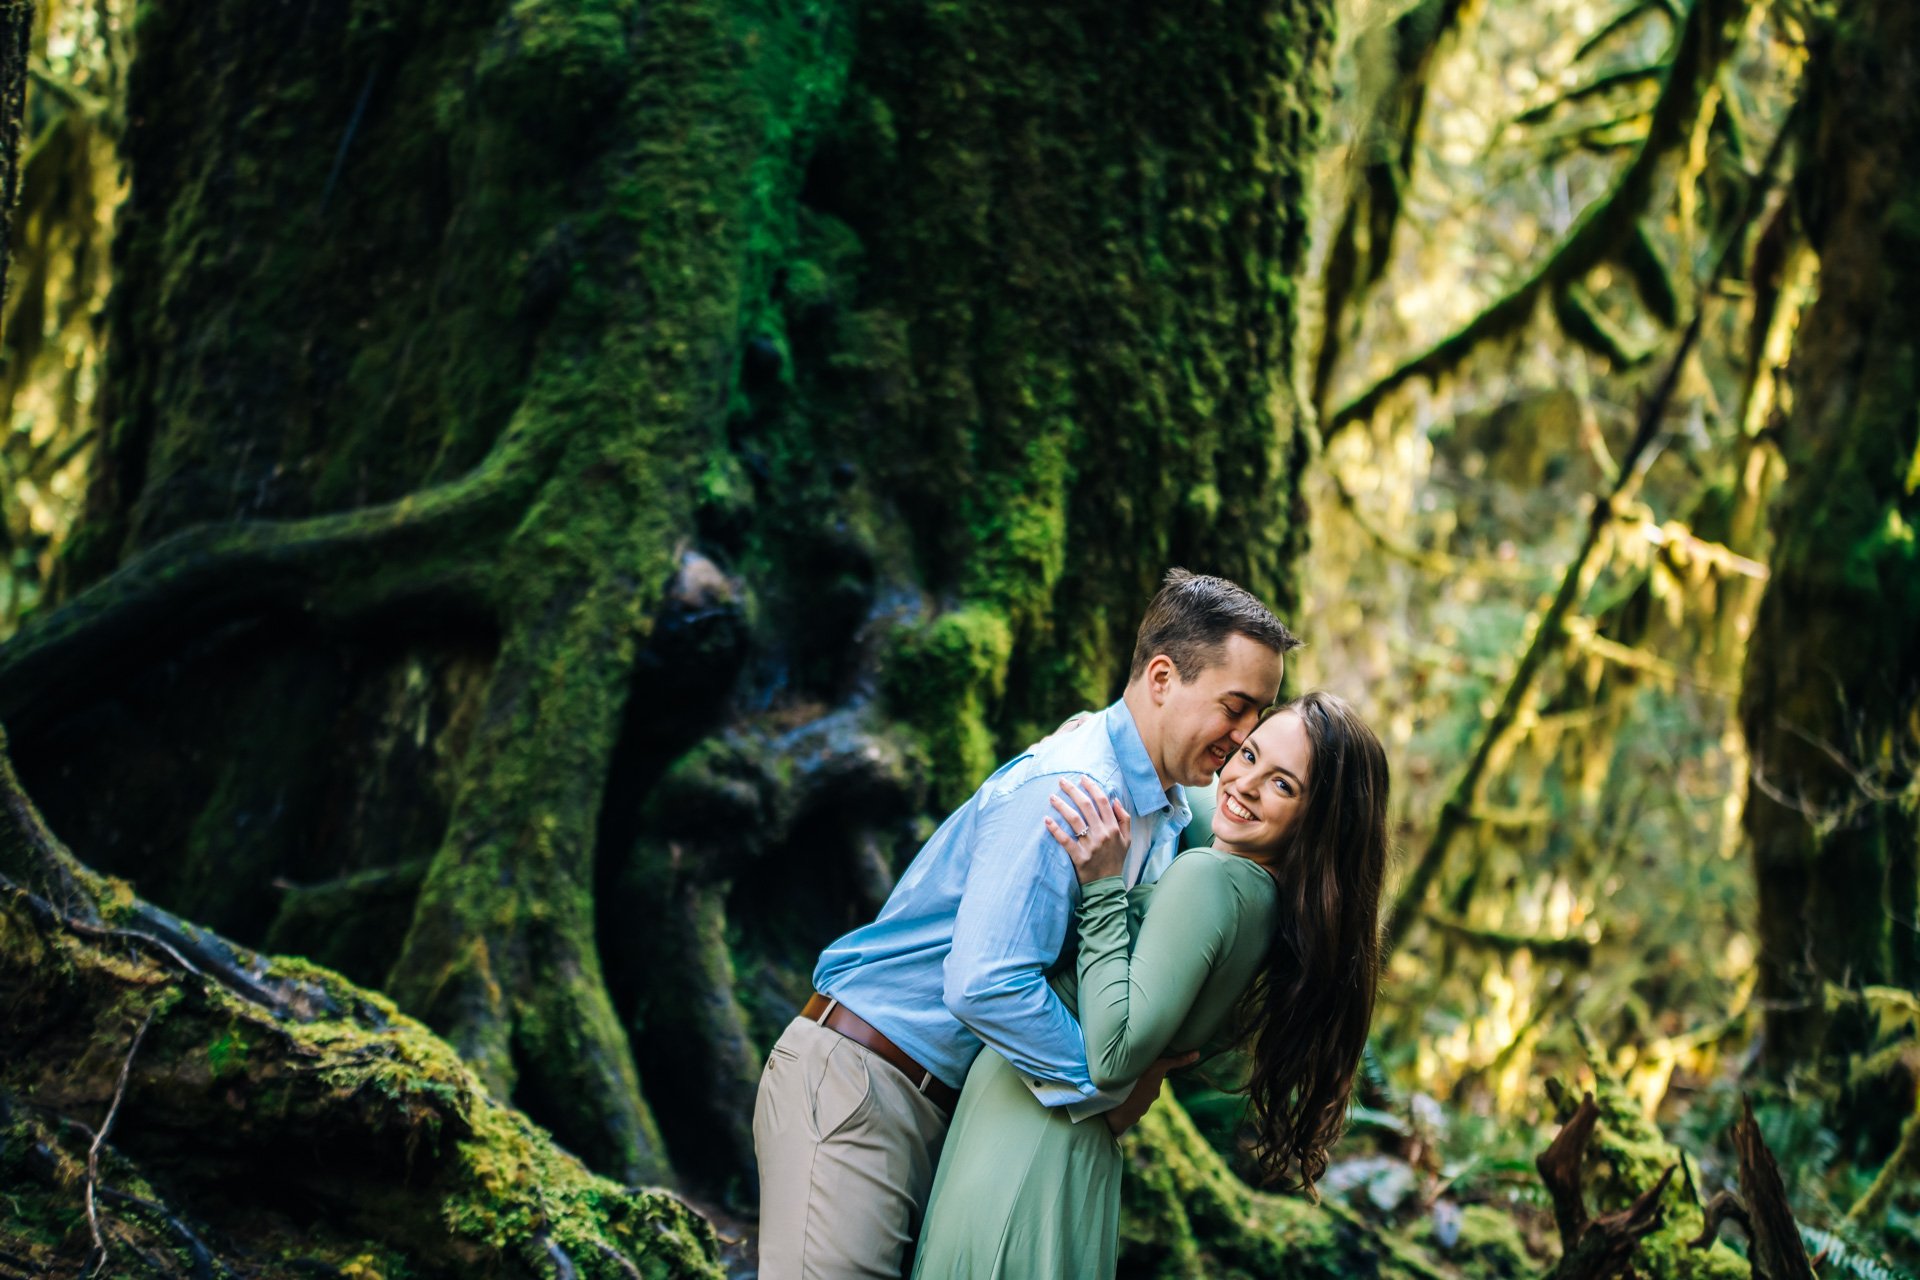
[1730,1096,1816,1280]
[84,1010,155,1278]
[1424,910,1597,962]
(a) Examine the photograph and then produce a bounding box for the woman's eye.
[1241,747,1255,763]
[1272,777,1292,795]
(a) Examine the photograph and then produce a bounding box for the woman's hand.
[1045,775,1131,885]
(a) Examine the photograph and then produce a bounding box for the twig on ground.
[83,1009,155,1277]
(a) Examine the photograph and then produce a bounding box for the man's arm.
[942,774,1104,1106]
[1097,1051,1199,1135]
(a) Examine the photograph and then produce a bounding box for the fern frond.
[1800,1223,1914,1280]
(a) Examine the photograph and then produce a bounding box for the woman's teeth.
[1223,794,1254,821]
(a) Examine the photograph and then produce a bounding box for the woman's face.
[1210,709,1312,855]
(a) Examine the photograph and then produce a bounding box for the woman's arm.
[1048,779,1237,1088]
[1072,856,1231,1087]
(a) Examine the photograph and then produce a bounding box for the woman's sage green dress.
[911,848,1278,1279]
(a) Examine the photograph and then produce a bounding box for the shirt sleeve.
[942,774,1100,1102]
[1075,855,1236,1088]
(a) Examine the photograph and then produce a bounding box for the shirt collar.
[1103,699,1179,820]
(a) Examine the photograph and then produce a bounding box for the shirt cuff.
[1014,1072,1098,1108]
[1065,1083,1133,1124]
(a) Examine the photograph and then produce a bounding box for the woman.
[911,692,1389,1278]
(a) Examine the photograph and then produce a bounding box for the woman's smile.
[1210,710,1312,853]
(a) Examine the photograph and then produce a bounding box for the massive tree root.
[0,447,526,730]
[0,733,720,1278]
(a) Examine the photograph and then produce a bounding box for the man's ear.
[1144,654,1176,703]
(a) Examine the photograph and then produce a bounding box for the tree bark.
[1738,0,1920,1075]
[2,0,1331,1228]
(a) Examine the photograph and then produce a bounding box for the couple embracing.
[754,570,1390,1278]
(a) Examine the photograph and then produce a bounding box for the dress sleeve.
[1073,854,1238,1088]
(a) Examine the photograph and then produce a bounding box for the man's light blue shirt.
[812,700,1190,1104]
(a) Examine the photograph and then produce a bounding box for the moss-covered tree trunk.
[0,0,1342,1253]
[1738,0,1920,1074]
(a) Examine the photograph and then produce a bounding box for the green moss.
[471,0,636,131]
[263,860,433,987]
[1,879,722,1277]
[1563,1073,1752,1279]
[883,605,1014,804]
[776,0,1326,784]
[1116,1097,1446,1279]
[206,1027,249,1077]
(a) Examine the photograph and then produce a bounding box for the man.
[753,570,1299,1278]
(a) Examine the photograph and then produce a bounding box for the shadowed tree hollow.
[1,0,1333,1230]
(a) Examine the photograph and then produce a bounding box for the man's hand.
[1102,1051,1199,1136]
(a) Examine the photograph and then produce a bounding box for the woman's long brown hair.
[1234,690,1389,1195]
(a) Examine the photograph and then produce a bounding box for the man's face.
[1146,633,1285,787]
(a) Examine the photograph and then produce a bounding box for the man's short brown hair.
[1128,569,1301,681]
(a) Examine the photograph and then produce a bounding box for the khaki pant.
[753,1015,951,1279]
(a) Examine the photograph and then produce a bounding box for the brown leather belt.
[802,993,960,1114]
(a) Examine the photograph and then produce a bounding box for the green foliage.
[1800,1225,1917,1280]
